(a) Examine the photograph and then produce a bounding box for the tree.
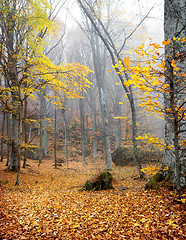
[76,0,153,177]
[164,0,185,198]
[0,0,92,185]
[113,0,185,198]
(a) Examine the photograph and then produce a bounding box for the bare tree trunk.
[79,97,86,166]
[86,113,89,143]
[91,105,97,158]
[164,0,186,197]
[86,88,98,159]
[54,104,57,169]
[61,108,69,169]
[99,87,112,169]
[1,111,5,162]
[43,96,48,157]
[114,85,122,149]
[29,126,32,142]
[7,1,19,171]
[22,97,28,168]
[128,86,143,177]
[89,24,112,170]
[69,125,72,158]
[9,102,19,171]
[15,102,23,185]
[39,114,43,164]
[6,113,11,166]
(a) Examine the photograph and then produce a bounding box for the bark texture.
[164,0,186,196]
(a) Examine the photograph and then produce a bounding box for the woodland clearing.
[0,155,185,240]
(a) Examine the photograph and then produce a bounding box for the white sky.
[58,0,164,44]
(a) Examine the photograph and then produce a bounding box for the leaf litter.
[0,158,185,239]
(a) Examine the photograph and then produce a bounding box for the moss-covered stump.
[145,170,173,190]
[81,171,114,191]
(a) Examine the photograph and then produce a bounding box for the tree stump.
[81,171,114,191]
[145,170,173,190]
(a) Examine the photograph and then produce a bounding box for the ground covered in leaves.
[0,158,185,240]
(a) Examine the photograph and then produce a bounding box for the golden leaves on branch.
[110,37,185,133]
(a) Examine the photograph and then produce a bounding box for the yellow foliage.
[162,39,171,45]
[113,116,127,120]
[136,134,168,151]
[141,165,160,175]
[124,57,130,68]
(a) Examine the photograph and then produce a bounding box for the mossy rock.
[81,171,114,191]
[145,170,172,190]
[112,147,134,166]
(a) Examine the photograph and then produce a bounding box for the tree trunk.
[79,96,86,166]
[89,25,112,170]
[43,96,48,157]
[7,1,19,171]
[91,104,97,159]
[86,113,89,143]
[22,97,28,168]
[9,104,19,171]
[1,112,5,162]
[54,104,57,168]
[99,87,112,170]
[114,84,122,149]
[6,113,11,166]
[61,108,69,169]
[164,0,186,197]
[39,96,44,164]
[39,118,43,164]
[29,126,32,142]
[15,102,23,185]
[128,86,143,178]
[86,88,98,159]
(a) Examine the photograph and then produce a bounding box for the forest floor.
[0,155,185,240]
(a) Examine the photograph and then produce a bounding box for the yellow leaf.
[113,116,127,119]
[124,57,130,67]
[71,224,80,229]
[136,135,144,140]
[162,39,171,45]
[134,223,139,226]
[124,81,131,87]
[138,43,145,49]
[163,166,169,171]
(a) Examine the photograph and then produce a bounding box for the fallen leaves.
[0,159,185,239]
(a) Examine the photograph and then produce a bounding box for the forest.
[0,0,185,239]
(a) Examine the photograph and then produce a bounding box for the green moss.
[81,171,114,191]
[0,180,9,185]
[145,170,173,190]
[145,171,164,190]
